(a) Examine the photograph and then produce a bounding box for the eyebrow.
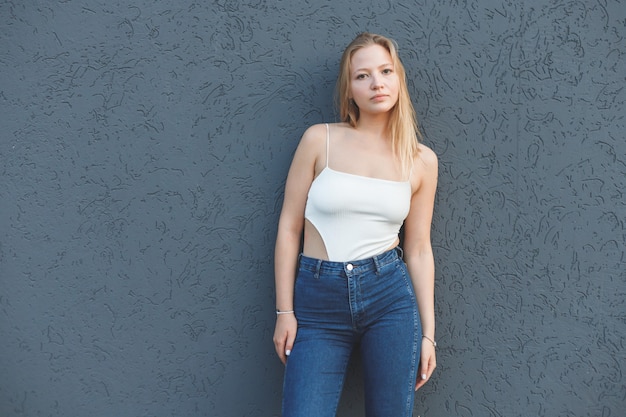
[352,62,393,74]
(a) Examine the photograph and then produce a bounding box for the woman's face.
[349,44,400,117]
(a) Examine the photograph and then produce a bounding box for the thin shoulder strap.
[324,123,330,168]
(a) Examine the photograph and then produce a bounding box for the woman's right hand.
[273,314,298,365]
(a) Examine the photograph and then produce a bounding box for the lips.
[371,94,388,101]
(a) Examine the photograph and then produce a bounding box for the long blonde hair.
[336,32,422,177]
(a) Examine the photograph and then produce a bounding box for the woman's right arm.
[273,124,324,364]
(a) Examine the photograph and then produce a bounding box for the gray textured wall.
[1,1,624,416]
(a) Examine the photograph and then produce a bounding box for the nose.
[370,74,383,89]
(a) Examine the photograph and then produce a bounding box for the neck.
[355,113,390,140]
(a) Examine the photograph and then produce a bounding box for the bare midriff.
[303,219,400,261]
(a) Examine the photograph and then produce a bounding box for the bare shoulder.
[298,122,351,155]
[410,143,438,190]
[291,123,333,174]
[416,143,438,169]
[297,123,328,150]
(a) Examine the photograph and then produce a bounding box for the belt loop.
[373,254,382,275]
[396,246,404,260]
[314,259,322,279]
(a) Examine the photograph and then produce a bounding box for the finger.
[273,335,287,364]
[285,330,297,359]
[277,343,287,365]
[415,352,436,390]
[415,368,428,391]
[415,380,425,391]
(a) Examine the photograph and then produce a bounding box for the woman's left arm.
[403,144,439,391]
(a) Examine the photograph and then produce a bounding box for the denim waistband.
[298,246,403,276]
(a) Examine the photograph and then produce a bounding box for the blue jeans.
[282,247,421,417]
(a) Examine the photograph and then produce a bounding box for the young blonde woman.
[273,32,438,417]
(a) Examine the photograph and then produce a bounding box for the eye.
[382,68,393,75]
[356,73,368,80]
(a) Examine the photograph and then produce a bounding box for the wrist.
[422,335,437,348]
[275,309,295,316]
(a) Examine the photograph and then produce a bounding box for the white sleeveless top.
[304,124,412,261]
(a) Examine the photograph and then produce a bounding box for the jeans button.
[346,263,354,271]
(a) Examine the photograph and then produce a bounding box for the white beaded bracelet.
[422,335,437,348]
[276,310,295,315]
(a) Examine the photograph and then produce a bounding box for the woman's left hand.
[415,338,436,390]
